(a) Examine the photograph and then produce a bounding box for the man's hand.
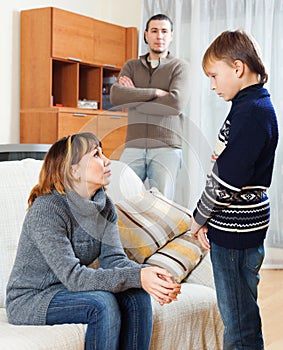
[118,76,169,98]
[155,88,169,97]
[118,76,135,88]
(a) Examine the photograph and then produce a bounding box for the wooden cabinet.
[20,7,137,159]
[20,108,128,159]
[52,8,95,63]
[58,112,97,139]
[97,114,128,159]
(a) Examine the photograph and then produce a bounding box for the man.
[110,14,190,200]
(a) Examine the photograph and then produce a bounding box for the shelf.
[20,6,137,158]
[52,60,78,107]
[79,64,102,108]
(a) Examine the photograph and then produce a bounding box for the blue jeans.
[210,242,265,350]
[120,147,182,200]
[46,288,153,350]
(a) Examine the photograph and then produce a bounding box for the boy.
[190,30,278,349]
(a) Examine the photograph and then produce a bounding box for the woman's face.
[72,146,111,198]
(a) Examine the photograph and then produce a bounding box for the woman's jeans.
[46,288,153,350]
[210,242,265,350]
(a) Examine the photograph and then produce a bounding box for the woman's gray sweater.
[6,189,142,325]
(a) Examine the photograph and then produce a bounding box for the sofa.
[0,157,223,350]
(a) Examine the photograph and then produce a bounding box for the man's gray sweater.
[110,53,190,148]
[6,189,141,325]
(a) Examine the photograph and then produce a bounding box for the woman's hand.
[140,266,181,306]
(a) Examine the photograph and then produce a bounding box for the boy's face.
[205,60,242,101]
[145,19,173,57]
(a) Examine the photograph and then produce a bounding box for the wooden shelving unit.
[20,7,137,159]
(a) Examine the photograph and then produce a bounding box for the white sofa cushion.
[0,308,86,350]
[106,160,146,202]
[150,282,223,350]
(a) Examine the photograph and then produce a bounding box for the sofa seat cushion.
[0,308,86,350]
[150,283,223,350]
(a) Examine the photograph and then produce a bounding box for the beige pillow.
[146,232,207,283]
[116,188,192,263]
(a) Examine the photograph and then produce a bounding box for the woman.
[6,132,181,350]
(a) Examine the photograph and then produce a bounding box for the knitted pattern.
[6,189,141,325]
[193,84,278,249]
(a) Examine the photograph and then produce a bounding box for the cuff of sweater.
[193,208,208,227]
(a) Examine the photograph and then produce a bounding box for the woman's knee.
[87,291,121,328]
[117,288,152,315]
[132,289,152,309]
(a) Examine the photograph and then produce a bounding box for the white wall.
[0,0,142,143]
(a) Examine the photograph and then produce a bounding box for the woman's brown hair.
[28,132,101,208]
[202,30,268,83]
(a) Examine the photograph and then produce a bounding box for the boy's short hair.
[144,14,173,44]
[202,30,268,83]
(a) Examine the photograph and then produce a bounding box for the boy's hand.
[194,226,210,251]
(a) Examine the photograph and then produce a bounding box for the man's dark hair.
[144,14,173,44]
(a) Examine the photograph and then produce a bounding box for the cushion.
[146,231,207,283]
[106,160,146,203]
[184,253,216,289]
[116,188,192,263]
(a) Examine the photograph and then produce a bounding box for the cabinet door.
[21,110,58,144]
[58,113,98,139]
[52,8,95,63]
[93,20,126,67]
[97,115,128,159]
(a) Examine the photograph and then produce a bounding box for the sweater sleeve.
[110,58,191,116]
[136,59,191,115]
[110,60,158,105]
[29,197,142,293]
[193,105,268,226]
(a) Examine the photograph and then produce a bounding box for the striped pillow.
[116,188,192,263]
[146,232,207,283]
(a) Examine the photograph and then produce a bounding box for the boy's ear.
[234,60,244,78]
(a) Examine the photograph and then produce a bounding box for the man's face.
[144,19,173,56]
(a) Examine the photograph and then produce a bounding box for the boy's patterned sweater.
[193,84,278,249]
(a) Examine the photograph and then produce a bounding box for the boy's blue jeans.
[210,242,265,350]
[46,288,153,350]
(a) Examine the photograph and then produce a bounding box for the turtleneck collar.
[65,188,106,218]
[232,83,264,102]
